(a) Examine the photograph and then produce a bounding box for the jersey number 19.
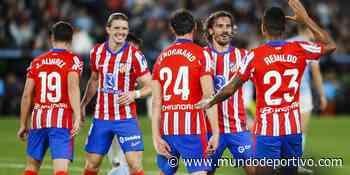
[38,72,62,103]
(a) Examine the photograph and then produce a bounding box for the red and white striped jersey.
[153,39,212,136]
[90,42,150,121]
[27,48,83,129]
[237,41,324,136]
[206,46,248,134]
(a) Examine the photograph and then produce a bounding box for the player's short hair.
[204,10,235,42]
[107,12,128,27]
[127,33,143,48]
[170,9,195,36]
[263,7,286,36]
[50,21,74,42]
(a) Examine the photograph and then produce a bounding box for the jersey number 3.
[160,66,190,101]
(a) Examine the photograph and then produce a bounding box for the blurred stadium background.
[0,0,349,175]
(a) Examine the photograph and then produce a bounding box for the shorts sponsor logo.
[238,145,251,153]
[119,135,141,144]
[131,141,141,147]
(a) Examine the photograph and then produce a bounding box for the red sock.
[24,170,37,175]
[55,171,68,175]
[131,170,145,175]
[83,169,97,175]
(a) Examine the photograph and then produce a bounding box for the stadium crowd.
[0,0,348,115]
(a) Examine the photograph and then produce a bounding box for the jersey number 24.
[160,66,190,101]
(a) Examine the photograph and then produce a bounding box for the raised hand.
[286,0,310,23]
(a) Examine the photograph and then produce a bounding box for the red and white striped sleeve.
[237,51,255,82]
[133,50,150,77]
[199,49,213,77]
[295,41,324,60]
[89,44,101,72]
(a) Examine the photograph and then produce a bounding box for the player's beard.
[215,32,232,47]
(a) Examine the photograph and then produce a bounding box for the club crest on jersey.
[214,75,226,91]
[117,62,131,73]
[119,63,127,73]
[229,62,238,72]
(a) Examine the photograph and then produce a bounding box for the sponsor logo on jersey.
[260,102,299,114]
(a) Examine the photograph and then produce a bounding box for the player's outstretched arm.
[81,71,98,119]
[200,75,219,154]
[17,78,35,141]
[151,80,171,158]
[68,72,82,136]
[196,76,244,110]
[287,0,336,54]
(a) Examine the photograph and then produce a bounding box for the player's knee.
[128,161,143,173]
[53,159,69,173]
[26,157,41,171]
[85,153,103,171]
[126,152,143,173]
[127,157,143,173]
[85,158,102,171]
[85,162,99,171]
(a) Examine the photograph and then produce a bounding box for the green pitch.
[0,116,348,175]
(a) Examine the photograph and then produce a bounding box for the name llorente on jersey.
[35,58,67,68]
[160,48,197,62]
[264,54,298,65]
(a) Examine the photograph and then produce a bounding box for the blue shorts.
[209,131,253,170]
[27,128,73,161]
[254,134,302,161]
[85,118,144,155]
[157,135,211,174]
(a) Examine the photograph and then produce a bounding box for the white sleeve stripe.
[135,51,147,72]
[203,50,211,72]
[234,48,242,67]
[300,43,321,53]
[239,52,254,74]
[95,44,105,69]
[303,45,321,53]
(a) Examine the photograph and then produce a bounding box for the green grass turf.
[0,116,348,175]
